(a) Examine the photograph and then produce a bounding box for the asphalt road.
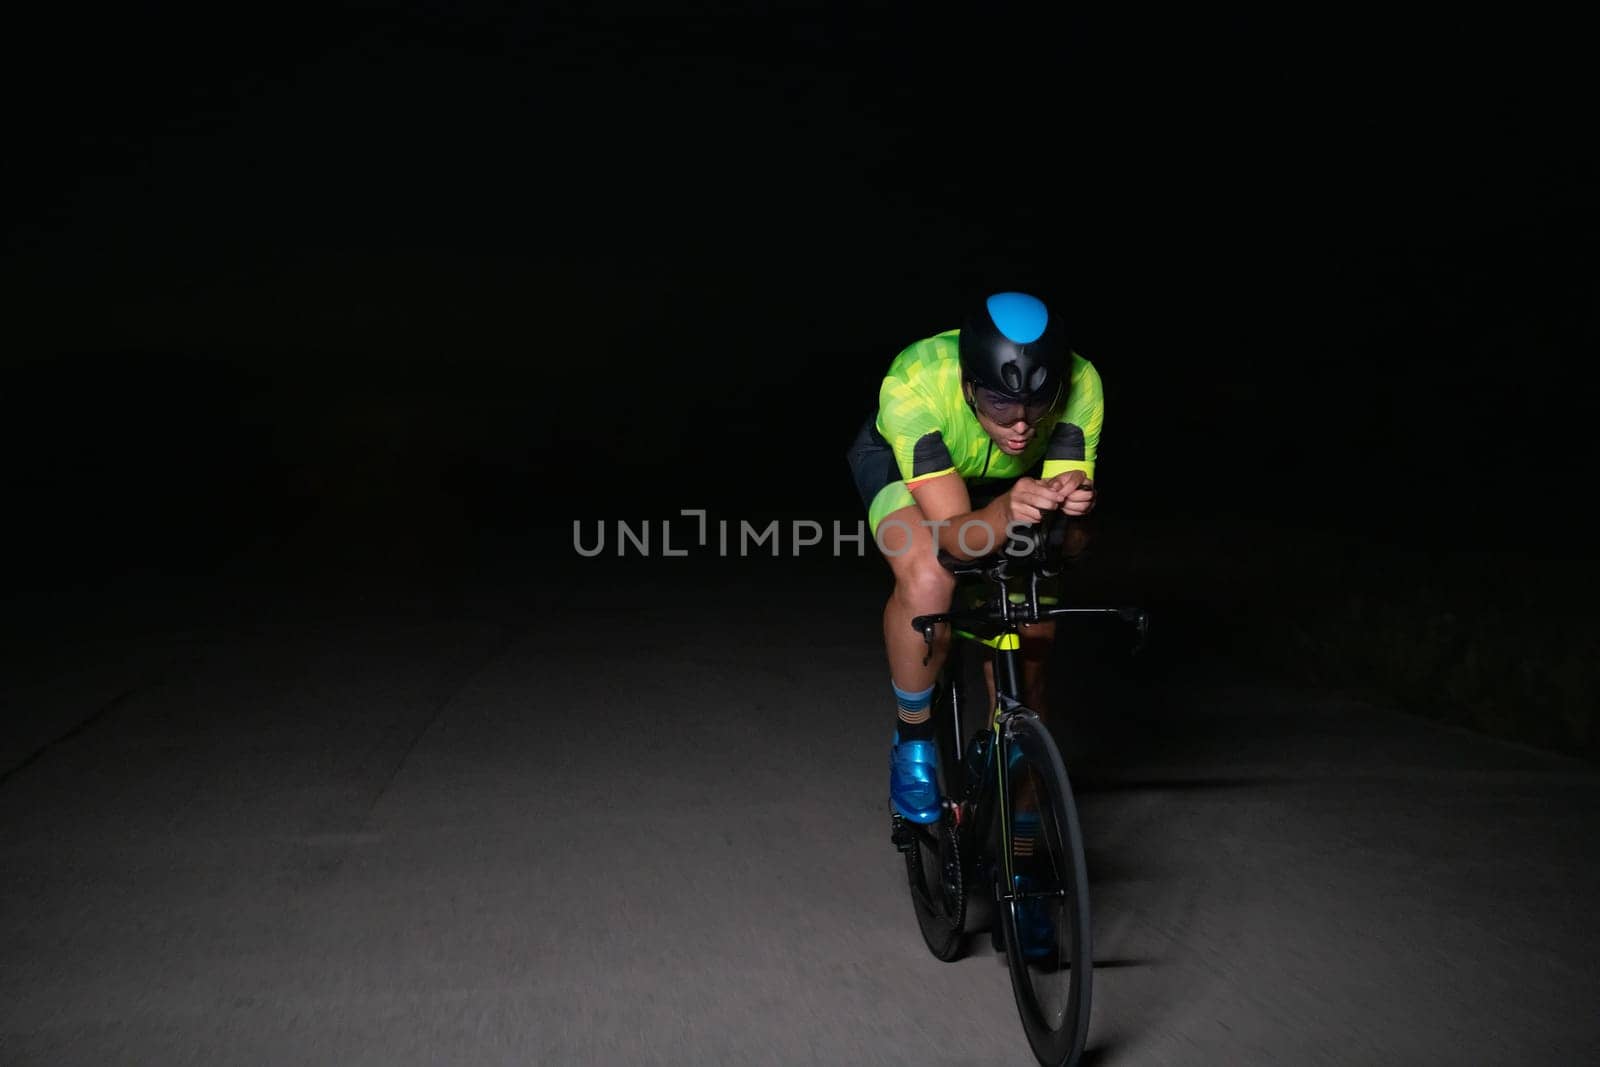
[3,513,1598,1066]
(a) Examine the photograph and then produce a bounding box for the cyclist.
[844,290,1103,828]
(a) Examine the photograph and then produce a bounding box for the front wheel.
[997,711,1093,1066]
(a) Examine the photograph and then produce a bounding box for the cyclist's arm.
[879,368,1034,559]
[1037,357,1105,558]
[1039,355,1104,485]
[907,472,993,559]
[887,426,1002,559]
[911,474,1066,560]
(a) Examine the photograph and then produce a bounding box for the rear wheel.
[897,802,966,960]
[997,711,1093,1066]
[893,669,968,960]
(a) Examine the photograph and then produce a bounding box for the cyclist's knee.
[891,554,956,609]
[1019,619,1057,645]
[876,507,955,606]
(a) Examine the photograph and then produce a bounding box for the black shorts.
[845,415,900,514]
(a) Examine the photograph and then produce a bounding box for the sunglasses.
[971,384,1061,426]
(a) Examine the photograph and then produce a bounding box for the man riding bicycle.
[845,290,1103,828]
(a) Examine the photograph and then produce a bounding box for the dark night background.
[3,7,1597,733]
[4,7,1600,1063]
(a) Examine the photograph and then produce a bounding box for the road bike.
[890,519,1148,1066]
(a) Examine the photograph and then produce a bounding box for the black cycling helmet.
[958,291,1070,402]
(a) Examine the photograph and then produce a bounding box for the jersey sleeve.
[876,371,957,488]
[1040,357,1104,482]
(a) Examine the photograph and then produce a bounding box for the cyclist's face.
[968,384,1059,453]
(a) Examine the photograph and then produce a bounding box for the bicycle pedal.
[890,812,916,852]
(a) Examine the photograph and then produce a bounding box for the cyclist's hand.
[998,476,1070,526]
[1045,471,1096,516]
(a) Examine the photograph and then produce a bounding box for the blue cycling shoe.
[889,731,943,825]
[1011,873,1059,963]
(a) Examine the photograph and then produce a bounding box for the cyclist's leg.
[849,417,957,696]
[976,618,1056,829]
[994,625,1063,959]
[1019,619,1057,719]
[875,503,957,694]
[875,502,958,822]
[978,620,1057,718]
[848,420,957,823]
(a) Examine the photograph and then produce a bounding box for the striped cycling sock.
[1012,809,1041,862]
[892,681,936,742]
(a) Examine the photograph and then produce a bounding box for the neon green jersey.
[875,328,1104,492]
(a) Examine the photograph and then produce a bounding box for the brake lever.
[918,619,936,667]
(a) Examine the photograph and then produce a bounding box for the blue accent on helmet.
[959,289,1069,399]
[986,292,1049,344]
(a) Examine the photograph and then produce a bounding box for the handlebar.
[934,511,1068,579]
[912,513,1149,662]
[933,510,1074,586]
[911,602,1149,644]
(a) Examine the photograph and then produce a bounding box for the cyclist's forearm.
[929,501,1011,560]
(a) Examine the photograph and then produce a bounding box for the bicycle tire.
[901,803,965,960]
[898,658,969,961]
[996,710,1093,1066]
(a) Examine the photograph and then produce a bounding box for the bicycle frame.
[910,549,1148,901]
[894,522,1139,1066]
